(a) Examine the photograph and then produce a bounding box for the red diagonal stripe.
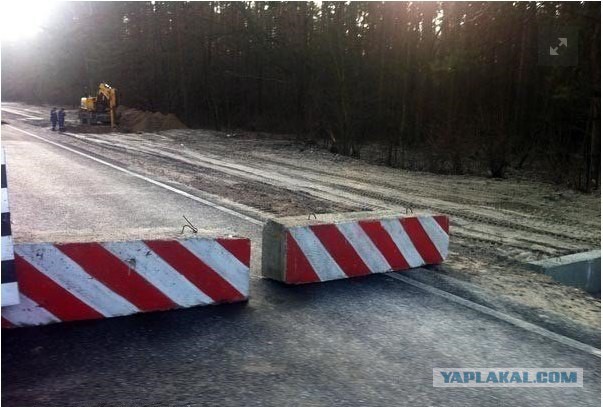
[309,224,371,277]
[359,220,410,271]
[1,317,14,328]
[401,217,443,264]
[434,215,449,234]
[216,238,250,267]
[14,255,103,321]
[57,243,176,312]
[145,240,244,302]
[286,232,321,283]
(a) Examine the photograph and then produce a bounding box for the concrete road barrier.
[1,149,19,307]
[262,211,449,284]
[2,237,250,328]
[528,250,600,293]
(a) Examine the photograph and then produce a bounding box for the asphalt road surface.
[1,124,261,246]
[1,122,600,406]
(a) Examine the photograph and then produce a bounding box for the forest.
[1,1,600,190]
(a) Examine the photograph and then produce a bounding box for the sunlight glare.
[0,1,58,42]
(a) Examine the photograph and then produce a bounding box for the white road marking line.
[2,293,60,326]
[380,218,424,267]
[418,216,449,259]
[5,125,264,226]
[386,272,601,358]
[1,108,40,120]
[181,239,249,296]
[1,235,14,261]
[103,241,214,307]
[336,222,390,273]
[15,244,139,317]
[289,227,347,281]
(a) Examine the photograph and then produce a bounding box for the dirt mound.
[116,106,187,132]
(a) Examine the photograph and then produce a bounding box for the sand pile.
[116,106,187,132]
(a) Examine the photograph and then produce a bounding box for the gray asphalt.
[1,121,600,407]
[1,124,260,245]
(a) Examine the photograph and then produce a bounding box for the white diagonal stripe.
[418,216,449,260]
[2,293,60,326]
[336,222,391,273]
[103,241,214,307]
[2,235,14,261]
[180,239,249,296]
[1,281,19,307]
[15,244,139,317]
[289,226,346,281]
[1,188,8,214]
[380,218,424,268]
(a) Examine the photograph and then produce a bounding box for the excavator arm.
[96,83,118,128]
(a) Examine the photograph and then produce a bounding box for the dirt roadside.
[2,102,600,331]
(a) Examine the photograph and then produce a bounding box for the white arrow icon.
[549,38,568,56]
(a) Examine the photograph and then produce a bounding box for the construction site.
[3,100,601,324]
[0,2,600,407]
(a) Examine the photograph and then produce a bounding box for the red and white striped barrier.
[1,237,250,328]
[1,148,20,307]
[262,212,449,284]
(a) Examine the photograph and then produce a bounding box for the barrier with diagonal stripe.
[262,211,449,284]
[1,148,19,307]
[1,237,250,328]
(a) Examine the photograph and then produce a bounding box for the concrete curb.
[2,237,250,328]
[528,250,601,294]
[262,211,449,284]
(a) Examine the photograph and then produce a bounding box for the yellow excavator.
[79,83,118,128]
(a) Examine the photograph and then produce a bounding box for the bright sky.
[0,0,58,42]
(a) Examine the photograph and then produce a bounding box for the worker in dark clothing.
[58,108,66,132]
[50,108,58,131]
